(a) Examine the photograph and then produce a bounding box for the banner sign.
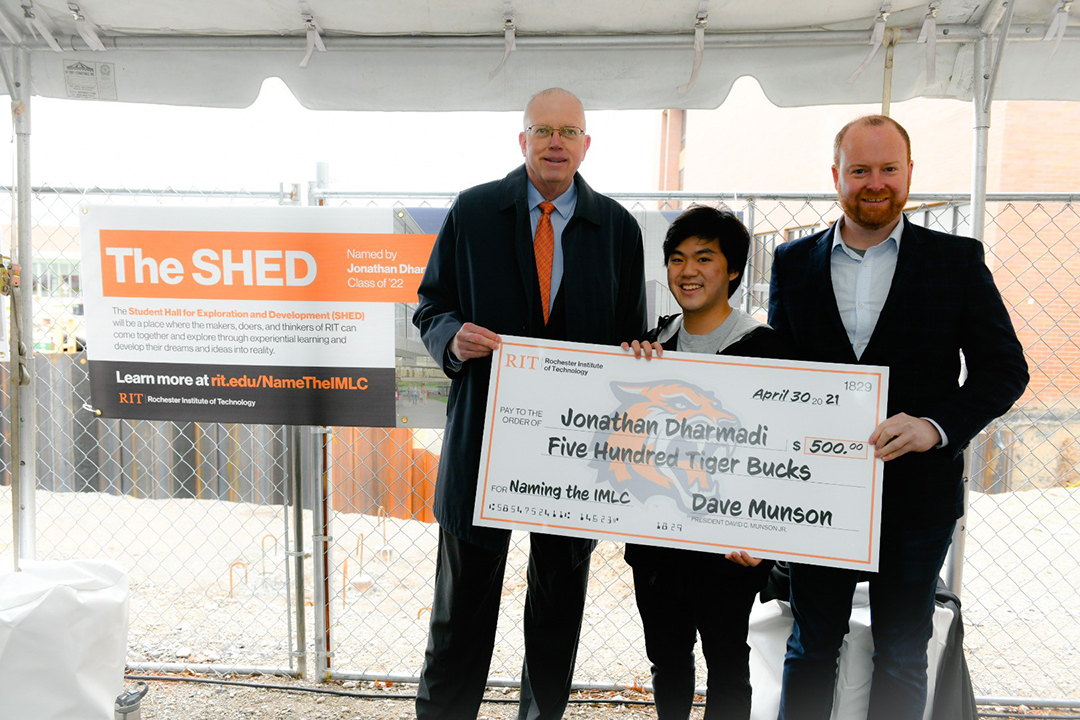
[80,206,435,426]
[474,336,889,570]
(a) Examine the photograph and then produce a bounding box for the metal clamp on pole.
[917,1,942,85]
[677,1,709,96]
[20,1,61,52]
[1044,1,1073,57]
[298,3,326,68]
[278,182,301,205]
[488,1,516,79]
[67,2,106,51]
[848,0,893,84]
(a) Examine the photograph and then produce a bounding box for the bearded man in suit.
[768,115,1028,720]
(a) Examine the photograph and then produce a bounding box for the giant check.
[473,336,889,571]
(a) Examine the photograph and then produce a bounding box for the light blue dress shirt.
[527,180,577,316]
[831,217,903,360]
[831,216,948,446]
[446,180,577,371]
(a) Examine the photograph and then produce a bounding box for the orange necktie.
[535,201,555,324]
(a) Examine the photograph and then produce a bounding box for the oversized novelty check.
[474,336,890,571]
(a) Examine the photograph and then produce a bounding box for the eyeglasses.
[525,125,585,141]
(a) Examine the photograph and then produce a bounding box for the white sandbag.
[0,559,130,720]
[749,582,952,720]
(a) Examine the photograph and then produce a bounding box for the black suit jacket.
[413,165,648,553]
[768,218,1028,527]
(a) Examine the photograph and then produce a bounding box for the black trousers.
[416,529,593,720]
[629,546,770,720]
[778,520,956,720]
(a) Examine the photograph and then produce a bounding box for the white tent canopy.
[1,0,1077,110]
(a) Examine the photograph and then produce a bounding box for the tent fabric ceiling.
[2,0,1077,110]
[1,0,988,35]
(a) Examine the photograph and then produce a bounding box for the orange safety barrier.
[329,428,438,523]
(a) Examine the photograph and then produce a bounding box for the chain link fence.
[1,184,1076,702]
[4,185,303,676]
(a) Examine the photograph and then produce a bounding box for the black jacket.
[412,165,647,553]
[768,219,1028,526]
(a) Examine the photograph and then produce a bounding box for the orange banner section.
[99,230,435,302]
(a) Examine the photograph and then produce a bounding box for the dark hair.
[662,204,749,297]
[833,114,911,167]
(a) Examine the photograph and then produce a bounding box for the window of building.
[904,202,971,236]
[785,224,823,242]
[33,258,82,299]
[750,230,781,312]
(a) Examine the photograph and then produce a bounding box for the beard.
[839,188,907,231]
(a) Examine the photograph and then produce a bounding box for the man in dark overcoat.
[412,87,647,720]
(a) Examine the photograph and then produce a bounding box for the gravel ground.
[124,675,1076,720]
[3,483,1078,718]
[132,676,663,719]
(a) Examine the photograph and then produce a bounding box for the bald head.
[519,87,591,200]
[524,88,586,131]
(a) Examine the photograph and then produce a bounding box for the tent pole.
[971,33,992,246]
[288,426,307,679]
[6,48,19,571]
[945,33,992,598]
[11,46,35,566]
[38,25,1075,52]
[309,426,333,680]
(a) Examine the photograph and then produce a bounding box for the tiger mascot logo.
[589,379,742,514]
